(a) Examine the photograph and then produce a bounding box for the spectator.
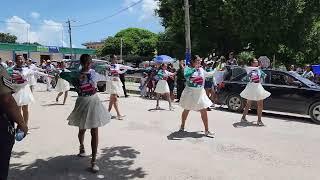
[227,52,238,66]
[0,58,8,68]
[119,60,129,98]
[167,63,176,101]
[176,60,186,103]
[302,64,315,81]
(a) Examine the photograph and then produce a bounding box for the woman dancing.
[10,55,51,126]
[106,55,132,120]
[60,54,111,172]
[179,55,216,136]
[55,61,70,105]
[154,63,175,111]
[240,58,271,126]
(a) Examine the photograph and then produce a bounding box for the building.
[0,43,96,64]
[82,41,104,50]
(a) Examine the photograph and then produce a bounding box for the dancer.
[26,59,44,93]
[60,54,111,173]
[106,55,132,120]
[154,63,175,111]
[55,61,70,105]
[45,60,55,91]
[179,55,216,136]
[240,58,271,126]
[9,55,51,126]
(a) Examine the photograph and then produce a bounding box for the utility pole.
[184,0,191,65]
[67,19,73,60]
[120,38,123,62]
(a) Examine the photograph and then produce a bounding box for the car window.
[270,72,296,86]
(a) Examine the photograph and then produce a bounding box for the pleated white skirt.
[240,83,271,101]
[154,80,170,94]
[67,94,111,129]
[13,84,35,106]
[106,77,123,95]
[179,86,212,111]
[55,78,70,92]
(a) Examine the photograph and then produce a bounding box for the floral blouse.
[184,67,216,88]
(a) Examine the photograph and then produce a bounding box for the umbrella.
[153,55,174,64]
[258,56,271,68]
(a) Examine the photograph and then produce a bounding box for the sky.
[0,0,163,48]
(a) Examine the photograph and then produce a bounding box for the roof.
[0,43,96,55]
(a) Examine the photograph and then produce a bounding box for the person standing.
[55,61,70,105]
[167,63,176,101]
[0,64,28,180]
[0,57,8,69]
[227,52,238,66]
[203,61,216,111]
[240,58,271,126]
[10,55,51,126]
[154,63,175,111]
[302,65,315,81]
[119,61,129,98]
[106,55,132,120]
[175,60,186,102]
[179,55,216,136]
[45,60,55,91]
[60,54,111,173]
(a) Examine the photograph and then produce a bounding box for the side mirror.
[293,81,303,88]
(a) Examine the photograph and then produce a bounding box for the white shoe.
[91,163,99,173]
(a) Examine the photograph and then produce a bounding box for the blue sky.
[0,0,163,48]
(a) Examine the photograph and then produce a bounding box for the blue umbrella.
[153,55,174,64]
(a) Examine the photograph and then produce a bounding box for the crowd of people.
[0,51,319,179]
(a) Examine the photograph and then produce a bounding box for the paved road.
[8,84,320,180]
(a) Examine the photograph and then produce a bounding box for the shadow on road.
[9,146,146,180]
[214,107,313,125]
[167,131,207,140]
[41,103,65,107]
[148,107,167,112]
[233,121,262,128]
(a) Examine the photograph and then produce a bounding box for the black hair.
[15,55,23,62]
[80,54,92,65]
[191,55,200,64]
[110,54,116,59]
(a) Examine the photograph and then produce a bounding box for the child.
[60,54,111,173]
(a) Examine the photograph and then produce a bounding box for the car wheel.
[309,102,320,124]
[227,94,244,112]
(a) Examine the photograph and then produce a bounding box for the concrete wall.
[0,50,13,61]
[52,53,63,61]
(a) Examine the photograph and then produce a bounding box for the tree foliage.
[0,33,17,43]
[157,0,320,65]
[99,28,158,59]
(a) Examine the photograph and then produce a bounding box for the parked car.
[66,59,109,92]
[217,68,320,124]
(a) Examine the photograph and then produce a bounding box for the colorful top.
[184,67,216,88]
[108,64,132,78]
[155,69,174,81]
[8,66,48,88]
[205,67,214,82]
[60,69,107,97]
[245,68,266,83]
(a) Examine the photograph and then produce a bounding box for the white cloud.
[123,0,159,20]
[5,16,67,46]
[30,12,40,19]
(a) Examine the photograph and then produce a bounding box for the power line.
[71,0,143,28]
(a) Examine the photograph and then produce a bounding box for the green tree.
[0,33,17,43]
[99,28,158,58]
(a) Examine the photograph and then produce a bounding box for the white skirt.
[106,77,123,95]
[179,86,212,111]
[13,84,35,106]
[240,82,271,101]
[67,94,111,129]
[28,75,37,86]
[154,80,170,94]
[55,78,70,92]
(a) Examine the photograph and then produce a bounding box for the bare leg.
[22,105,29,126]
[112,94,122,117]
[30,85,34,93]
[108,95,114,112]
[156,93,160,108]
[78,129,86,156]
[241,100,252,121]
[56,92,63,102]
[257,100,264,124]
[90,128,98,162]
[180,109,190,130]
[166,93,172,110]
[63,91,68,105]
[200,109,209,132]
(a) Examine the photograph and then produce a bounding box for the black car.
[218,68,320,124]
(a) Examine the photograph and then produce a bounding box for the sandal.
[77,145,86,157]
[117,115,126,120]
[91,161,99,173]
[155,106,161,110]
[257,121,265,126]
[205,131,215,137]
